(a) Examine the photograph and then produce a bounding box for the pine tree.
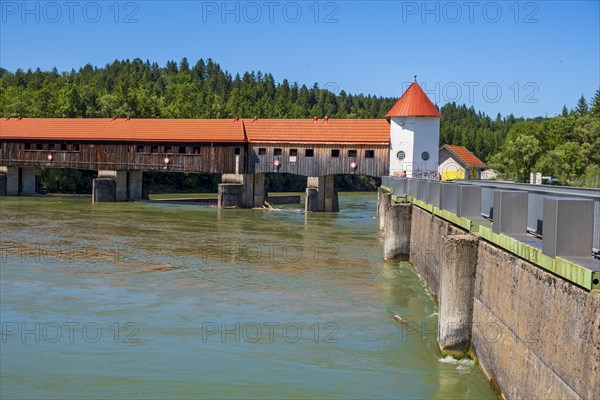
[591,89,600,117]
[575,95,589,116]
[561,105,569,117]
[179,58,190,73]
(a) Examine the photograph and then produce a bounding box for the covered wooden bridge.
[0,116,390,211]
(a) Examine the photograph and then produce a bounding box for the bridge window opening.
[274,148,282,156]
[365,150,375,158]
[179,146,187,154]
[24,143,31,150]
[305,149,314,157]
[193,146,201,155]
[60,143,67,151]
[234,147,241,156]
[331,149,340,157]
[33,143,40,151]
[137,145,145,153]
[348,150,357,158]
[290,149,298,162]
[165,146,173,154]
[48,144,55,151]
[151,145,159,154]
[71,144,80,152]
[258,148,266,156]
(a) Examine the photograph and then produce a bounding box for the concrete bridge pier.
[377,188,391,230]
[0,166,38,196]
[127,171,144,200]
[438,234,478,354]
[93,171,144,202]
[305,175,339,212]
[0,174,6,196]
[383,202,412,260]
[218,173,266,208]
[243,173,266,208]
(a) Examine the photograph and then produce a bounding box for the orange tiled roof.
[386,82,442,118]
[443,144,487,169]
[243,118,390,144]
[0,118,246,142]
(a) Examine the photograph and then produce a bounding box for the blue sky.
[1,0,598,118]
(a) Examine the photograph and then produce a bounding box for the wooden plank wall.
[0,140,390,177]
[0,141,245,174]
[248,143,389,177]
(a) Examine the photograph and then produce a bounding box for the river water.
[0,193,495,399]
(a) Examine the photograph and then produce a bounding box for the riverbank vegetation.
[1,58,598,191]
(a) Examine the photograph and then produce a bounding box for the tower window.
[365,150,375,158]
[396,151,406,160]
[421,151,430,161]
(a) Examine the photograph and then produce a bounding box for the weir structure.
[379,176,600,399]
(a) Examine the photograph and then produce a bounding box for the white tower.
[386,79,441,178]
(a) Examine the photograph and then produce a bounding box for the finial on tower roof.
[414,75,417,82]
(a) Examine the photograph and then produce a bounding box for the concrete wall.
[127,171,144,200]
[2,167,19,196]
[305,175,339,212]
[389,201,599,399]
[219,173,266,209]
[0,166,37,195]
[20,167,37,194]
[92,179,116,202]
[472,240,599,400]
[98,170,127,201]
[409,206,466,297]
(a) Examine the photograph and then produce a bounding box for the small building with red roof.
[386,79,441,178]
[438,144,487,180]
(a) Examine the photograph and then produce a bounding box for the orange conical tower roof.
[386,82,442,118]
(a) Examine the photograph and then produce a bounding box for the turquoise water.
[0,194,495,399]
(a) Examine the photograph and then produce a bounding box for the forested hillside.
[0,58,598,190]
